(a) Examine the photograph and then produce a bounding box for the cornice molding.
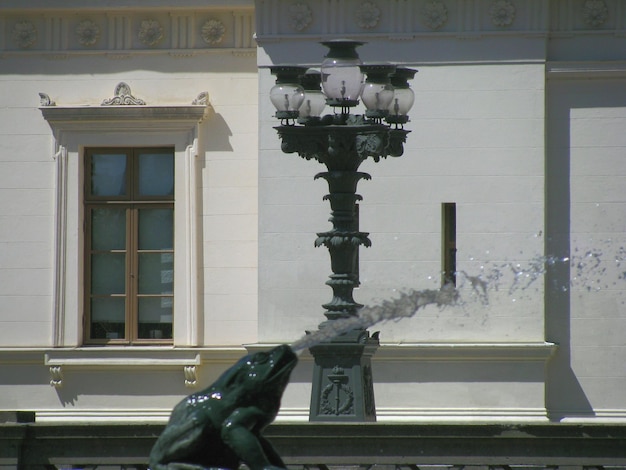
[546,60,626,79]
[255,0,626,40]
[0,8,254,56]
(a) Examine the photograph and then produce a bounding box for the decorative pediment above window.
[40,82,211,132]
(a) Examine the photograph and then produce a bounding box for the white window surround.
[41,92,210,350]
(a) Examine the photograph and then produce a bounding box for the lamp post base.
[308,329,379,422]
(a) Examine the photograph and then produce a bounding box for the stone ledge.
[1,423,625,467]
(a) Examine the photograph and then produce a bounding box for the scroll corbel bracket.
[184,365,198,387]
[49,365,63,388]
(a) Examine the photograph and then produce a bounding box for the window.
[85,148,174,344]
[442,202,457,286]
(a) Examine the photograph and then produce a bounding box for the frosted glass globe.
[270,84,305,113]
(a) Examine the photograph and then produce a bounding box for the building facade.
[1,0,626,467]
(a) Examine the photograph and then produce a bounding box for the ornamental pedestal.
[309,335,378,422]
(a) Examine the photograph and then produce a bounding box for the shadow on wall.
[201,112,233,154]
[545,78,626,420]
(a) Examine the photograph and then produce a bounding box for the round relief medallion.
[582,0,609,28]
[12,21,37,48]
[76,19,100,46]
[420,0,448,30]
[138,19,164,46]
[356,1,381,30]
[289,3,313,32]
[201,19,226,44]
[490,0,516,27]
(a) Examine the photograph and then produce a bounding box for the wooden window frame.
[84,147,174,345]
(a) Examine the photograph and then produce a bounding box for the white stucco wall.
[256,0,626,422]
[0,3,260,421]
[1,0,626,425]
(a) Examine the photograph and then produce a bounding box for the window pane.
[138,253,173,294]
[139,208,173,250]
[138,297,173,339]
[91,208,126,250]
[138,152,174,196]
[91,153,127,196]
[90,297,125,339]
[91,253,126,294]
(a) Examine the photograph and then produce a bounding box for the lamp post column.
[271,41,416,422]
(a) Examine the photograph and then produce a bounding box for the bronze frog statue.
[149,344,297,470]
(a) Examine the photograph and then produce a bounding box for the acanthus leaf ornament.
[101,82,146,106]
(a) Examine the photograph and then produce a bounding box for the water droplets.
[289,241,626,351]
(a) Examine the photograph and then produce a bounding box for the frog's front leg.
[220,407,284,470]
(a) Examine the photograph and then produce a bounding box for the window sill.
[0,346,246,388]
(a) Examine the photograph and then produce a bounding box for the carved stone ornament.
[138,19,164,46]
[184,365,198,387]
[320,366,354,416]
[582,0,609,28]
[101,82,146,106]
[490,0,516,27]
[39,92,56,107]
[355,1,381,30]
[201,19,226,45]
[420,0,448,30]
[289,3,313,32]
[76,19,100,46]
[49,366,63,387]
[12,21,37,49]
[192,91,210,106]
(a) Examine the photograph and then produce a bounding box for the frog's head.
[221,344,298,395]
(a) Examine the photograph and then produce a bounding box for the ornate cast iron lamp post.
[270,40,416,422]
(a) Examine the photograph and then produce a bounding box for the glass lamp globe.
[269,66,307,120]
[386,67,417,125]
[320,40,365,108]
[360,65,396,119]
[298,70,326,123]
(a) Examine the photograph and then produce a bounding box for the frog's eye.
[255,352,269,364]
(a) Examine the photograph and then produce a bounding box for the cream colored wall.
[256,0,626,422]
[0,4,260,421]
[0,54,258,348]
[546,76,626,420]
